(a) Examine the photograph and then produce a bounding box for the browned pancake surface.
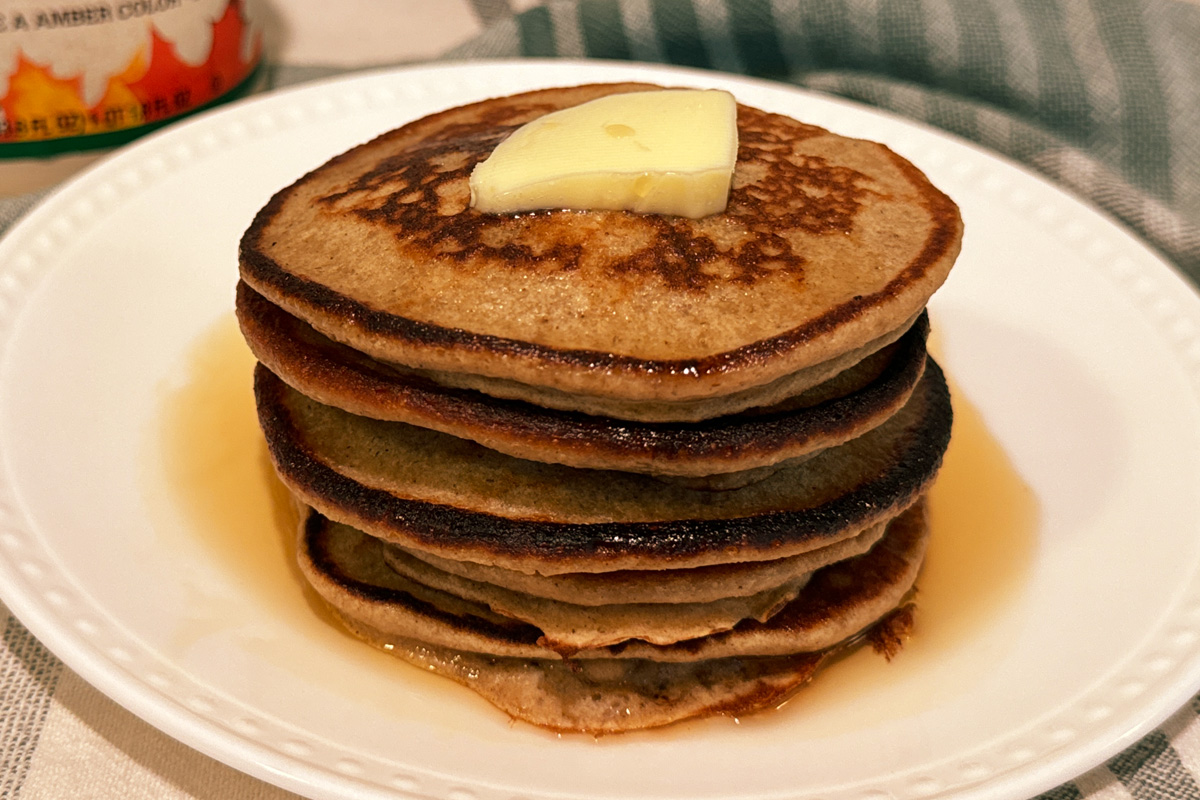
[388,520,887,606]
[331,626,829,734]
[239,281,929,477]
[257,360,951,572]
[240,83,962,404]
[380,544,808,650]
[298,501,929,661]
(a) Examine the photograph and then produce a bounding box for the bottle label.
[0,0,261,156]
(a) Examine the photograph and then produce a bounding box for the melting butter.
[469,89,738,219]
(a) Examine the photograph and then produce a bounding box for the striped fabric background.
[0,618,64,797]
[1,0,1199,798]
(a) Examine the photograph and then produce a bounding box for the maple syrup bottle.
[0,0,263,195]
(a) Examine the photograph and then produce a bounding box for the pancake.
[387,518,888,606]
[238,281,929,479]
[239,82,962,420]
[415,315,922,422]
[380,545,808,651]
[256,359,952,574]
[298,500,929,661]
[237,83,964,733]
[328,627,833,734]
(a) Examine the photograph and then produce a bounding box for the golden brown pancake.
[239,83,962,420]
[414,316,924,422]
[328,626,832,734]
[256,360,951,574]
[238,83,963,733]
[380,544,808,651]
[238,281,929,479]
[385,519,888,606]
[297,501,929,661]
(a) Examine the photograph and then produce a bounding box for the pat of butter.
[469,89,738,219]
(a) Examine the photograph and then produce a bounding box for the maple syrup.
[152,315,470,723]
[154,315,1039,736]
[769,370,1040,735]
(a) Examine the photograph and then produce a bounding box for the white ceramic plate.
[2,61,1200,800]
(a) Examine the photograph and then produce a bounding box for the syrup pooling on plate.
[157,316,298,614]
[153,316,505,728]
[155,315,1038,734]
[775,377,1040,734]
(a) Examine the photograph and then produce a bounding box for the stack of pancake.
[235,83,962,733]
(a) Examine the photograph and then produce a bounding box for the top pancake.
[239,83,962,410]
